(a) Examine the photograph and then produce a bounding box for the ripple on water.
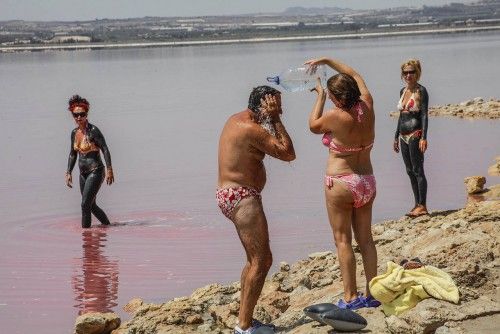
[0,210,239,334]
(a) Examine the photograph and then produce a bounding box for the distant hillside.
[282,6,352,16]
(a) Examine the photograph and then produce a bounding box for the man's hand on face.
[259,94,282,121]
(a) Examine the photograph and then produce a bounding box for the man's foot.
[234,325,275,334]
[234,326,255,334]
[251,319,275,330]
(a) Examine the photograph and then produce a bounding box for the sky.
[0,0,469,22]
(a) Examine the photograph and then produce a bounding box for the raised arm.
[305,57,373,107]
[309,78,329,134]
[250,95,295,162]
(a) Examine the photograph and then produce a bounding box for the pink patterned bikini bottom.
[216,186,261,219]
[325,174,376,208]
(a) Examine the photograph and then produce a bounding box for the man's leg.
[232,195,272,330]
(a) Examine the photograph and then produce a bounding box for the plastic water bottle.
[267,65,328,92]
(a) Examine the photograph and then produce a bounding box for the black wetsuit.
[67,123,112,228]
[394,84,429,206]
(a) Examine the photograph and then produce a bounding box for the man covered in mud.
[216,86,295,334]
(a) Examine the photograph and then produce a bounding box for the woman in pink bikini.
[305,57,380,310]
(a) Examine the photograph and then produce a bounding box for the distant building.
[47,35,91,43]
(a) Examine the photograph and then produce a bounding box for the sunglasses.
[403,70,416,75]
[72,111,88,118]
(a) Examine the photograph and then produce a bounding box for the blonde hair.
[401,59,422,81]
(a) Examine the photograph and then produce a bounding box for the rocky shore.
[75,180,500,334]
[389,97,500,119]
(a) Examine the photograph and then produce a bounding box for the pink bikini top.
[321,102,374,153]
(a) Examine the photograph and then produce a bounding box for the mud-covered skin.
[394,84,429,139]
[67,122,112,228]
[400,136,427,206]
[79,167,110,228]
[67,123,112,175]
[394,84,429,207]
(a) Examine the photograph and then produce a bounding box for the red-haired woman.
[65,95,114,228]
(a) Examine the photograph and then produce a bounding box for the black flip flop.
[303,303,339,324]
[320,308,368,331]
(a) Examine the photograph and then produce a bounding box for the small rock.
[487,156,500,176]
[308,251,332,259]
[270,295,290,312]
[385,315,413,333]
[74,312,120,334]
[372,223,385,235]
[312,277,333,288]
[375,229,402,244]
[440,219,464,230]
[464,176,486,194]
[186,314,203,324]
[123,298,143,314]
[279,261,290,272]
[435,325,451,334]
[412,214,431,224]
[197,323,214,333]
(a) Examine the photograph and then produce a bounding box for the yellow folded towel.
[369,261,459,315]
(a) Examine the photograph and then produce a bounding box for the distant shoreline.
[1,25,500,53]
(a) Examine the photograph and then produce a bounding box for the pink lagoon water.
[0,32,499,333]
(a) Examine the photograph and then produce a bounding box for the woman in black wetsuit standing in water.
[393,59,429,217]
[65,95,114,228]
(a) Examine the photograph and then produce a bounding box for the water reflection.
[72,228,119,315]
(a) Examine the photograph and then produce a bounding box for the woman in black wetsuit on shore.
[393,59,429,217]
[65,95,114,228]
